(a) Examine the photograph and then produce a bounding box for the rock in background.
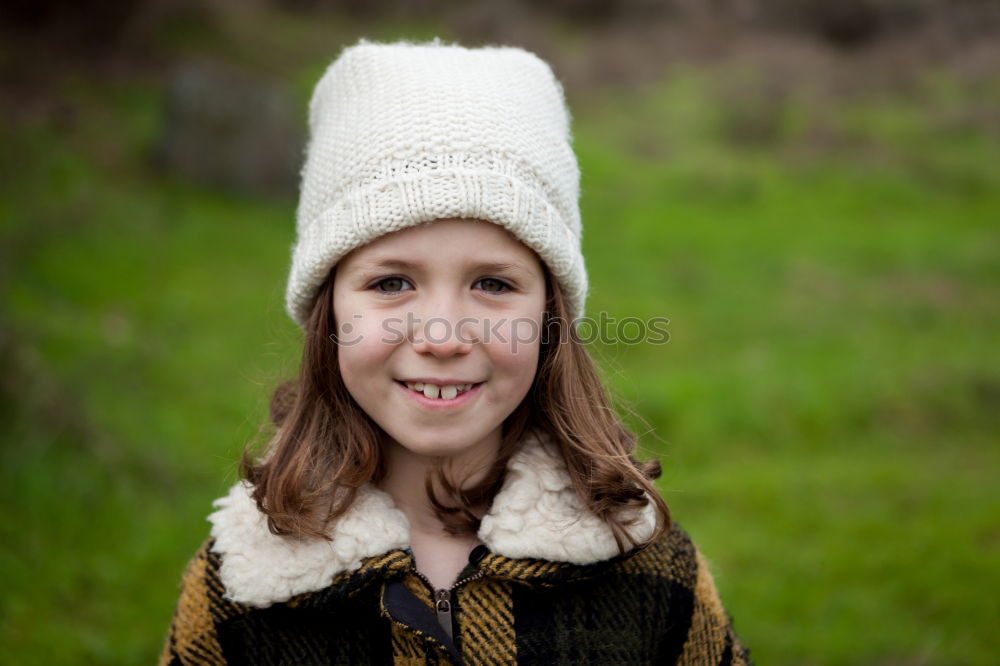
[157,59,303,198]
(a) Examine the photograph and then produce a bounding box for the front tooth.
[422,384,440,399]
[413,382,424,391]
[440,385,458,400]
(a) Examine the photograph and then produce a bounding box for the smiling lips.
[400,380,479,400]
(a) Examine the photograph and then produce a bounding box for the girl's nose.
[409,313,479,357]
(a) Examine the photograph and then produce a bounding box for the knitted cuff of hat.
[285,37,588,329]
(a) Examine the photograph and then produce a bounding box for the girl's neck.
[376,432,500,537]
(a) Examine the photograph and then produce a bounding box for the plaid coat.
[159,431,751,665]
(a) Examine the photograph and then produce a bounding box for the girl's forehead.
[343,218,538,265]
[384,217,515,242]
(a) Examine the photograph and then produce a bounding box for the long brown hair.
[239,261,670,554]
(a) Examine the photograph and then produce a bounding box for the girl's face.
[333,218,547,465]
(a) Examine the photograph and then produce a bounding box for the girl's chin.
[392,439,482,459]
[382,430,500,461]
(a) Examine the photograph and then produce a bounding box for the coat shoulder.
[611,519,754,665]
[158,536,254,666]
[610,518,701,588]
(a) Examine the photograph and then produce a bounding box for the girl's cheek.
[335,309,402,347]
[486,323,542,374]
[496,317,543,356]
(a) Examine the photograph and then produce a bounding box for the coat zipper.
[434,589,453,641]
[412,568,485,645]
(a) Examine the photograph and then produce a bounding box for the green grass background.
[2,12,998,665]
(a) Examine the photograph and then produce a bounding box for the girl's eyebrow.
[358,258,528,274]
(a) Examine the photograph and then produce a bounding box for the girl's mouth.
[395,380,485,408]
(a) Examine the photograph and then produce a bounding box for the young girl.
[159,38,750,665]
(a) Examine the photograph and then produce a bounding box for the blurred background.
[1,0,998,663]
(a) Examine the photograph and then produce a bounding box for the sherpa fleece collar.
[207,429,658,607]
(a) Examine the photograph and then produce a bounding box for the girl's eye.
[476,277,511,294]
[373,277,413,294]
[371,276,512,294]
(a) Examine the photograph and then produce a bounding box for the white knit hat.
[285,37,588,329]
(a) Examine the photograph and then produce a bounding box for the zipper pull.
[434,588,454,642]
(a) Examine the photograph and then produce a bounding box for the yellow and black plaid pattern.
[158,539,247,666]
[389,617,434,665]
[159,522,752,665]
[454,578,517,665]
